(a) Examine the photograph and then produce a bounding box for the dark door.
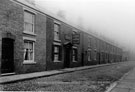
[81,53,84,66]
[64,45,71,68]
[1,38,14,74]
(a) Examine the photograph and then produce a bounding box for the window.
[54,23,60,41]
[95,50,97,60]
[87,50,91,61]
[52,45,62,62]
[24,40,34,63]
[95,39,97,48]
[72,48,78,62]
[24,11,35,33]
[88,38,91,47]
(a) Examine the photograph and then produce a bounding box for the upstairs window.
[24,11,35,33]
[54,23,60,41]
[88,38,92,48]
[95,39,97,48]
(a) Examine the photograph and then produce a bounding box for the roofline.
[11,0,121,49]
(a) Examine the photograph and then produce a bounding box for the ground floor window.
[72,48,77,62]
[94,50,97,60]
[24,40,34,62]
[87,50,91,61]
[52,45,62,62]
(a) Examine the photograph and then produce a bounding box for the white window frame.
[94,50,97,60]
[87,49,91,61]
[23,37,36,64]
[23,10,35,35]
[54,22,61,42]
[88,38,92,48]
[72,46,78,62]
[53,44,62,62]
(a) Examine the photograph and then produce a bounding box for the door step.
[1,72,15,76]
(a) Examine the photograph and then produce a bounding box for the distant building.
[122,51,129,61]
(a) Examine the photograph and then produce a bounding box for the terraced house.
[0,0,122,76]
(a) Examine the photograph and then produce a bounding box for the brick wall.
[21,12,47,73]
[0,0,47,74]
[0,31,2,74]
[46,17,64,70]
[0,0,24,74]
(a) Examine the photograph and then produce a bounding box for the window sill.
[23,61,36,64]
[88,60,91,62]
[23,31,36,36]
[72,60,77,62]
[54,39,61,42]
[53,41,61,45]
[53,60,61,62]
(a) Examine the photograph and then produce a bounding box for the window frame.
[87,49,92,61]
[53,22,61,41]
[23,39,36,64]
[24,10,35,35]
[52,44,62,62]
[94,50,97,60]
[72,47,78,62]
[88,37,92,48]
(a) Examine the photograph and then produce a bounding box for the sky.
[35,0,135,52]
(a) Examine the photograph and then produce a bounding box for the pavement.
[0,63,115,84]
[106,67,135,92]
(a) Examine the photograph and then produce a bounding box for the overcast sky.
[35,0,135,52]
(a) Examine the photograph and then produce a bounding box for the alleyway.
[1,61,135,92]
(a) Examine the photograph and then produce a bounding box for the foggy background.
[34,0,135,60]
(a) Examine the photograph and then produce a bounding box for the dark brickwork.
[21,13,47,73]
[0,0,24,74]
[46,17,64,70]
[46,17,83,70]
[0,0,47,74]
[0,31,2,73]
[82,32,96,65]
[61,24,82,68]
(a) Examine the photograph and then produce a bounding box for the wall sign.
[72,33,80,45]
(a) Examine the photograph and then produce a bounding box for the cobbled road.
[1,61,135,92]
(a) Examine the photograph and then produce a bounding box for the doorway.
[97,52,101,64]
[1,38,14,74]
[64,43,72,68]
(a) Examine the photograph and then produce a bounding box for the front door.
[1,38,14,74]
[64,45,71,68]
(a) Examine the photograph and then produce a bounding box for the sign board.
[64,34,71,41]
[72,33,80,45]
